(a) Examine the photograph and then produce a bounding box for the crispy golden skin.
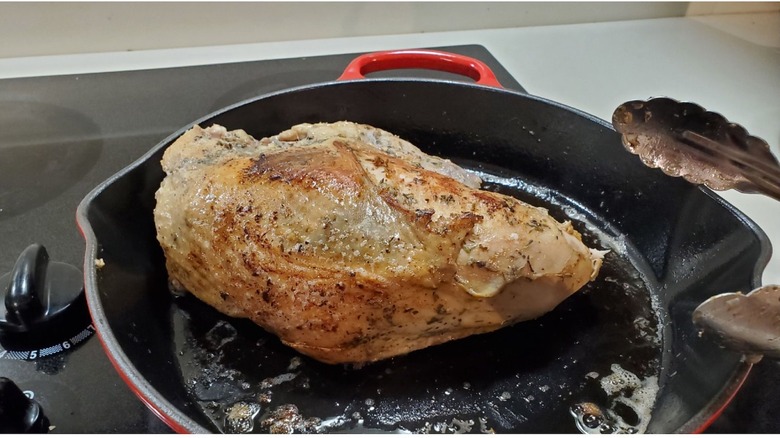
[154,122,603,364]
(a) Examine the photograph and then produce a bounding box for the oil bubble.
[583,413,602,429]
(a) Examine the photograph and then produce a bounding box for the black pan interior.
[81,80,768,433]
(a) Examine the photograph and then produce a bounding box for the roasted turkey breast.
[154,122,604,364]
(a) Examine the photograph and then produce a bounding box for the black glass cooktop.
[0,44,777,433]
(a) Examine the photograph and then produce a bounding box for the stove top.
[0,44,777,433]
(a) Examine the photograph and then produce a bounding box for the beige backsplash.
[0,2,720,58]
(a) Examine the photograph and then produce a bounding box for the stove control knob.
[0,377,50,433]
[0,244,90,352]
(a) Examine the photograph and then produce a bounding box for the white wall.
[1,2,777,58]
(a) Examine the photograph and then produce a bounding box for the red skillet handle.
[337,49,504,88]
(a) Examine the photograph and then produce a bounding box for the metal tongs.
[612,97,780,361]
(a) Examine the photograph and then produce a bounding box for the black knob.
[0,377,50,433]
[0,244,88,351]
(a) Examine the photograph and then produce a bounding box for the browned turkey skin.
[154,122,603,364]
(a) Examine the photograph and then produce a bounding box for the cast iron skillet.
[77,50,770,433]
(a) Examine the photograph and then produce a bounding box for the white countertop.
[3,13,779,285]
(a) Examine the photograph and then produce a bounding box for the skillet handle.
[337,49,504,88]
